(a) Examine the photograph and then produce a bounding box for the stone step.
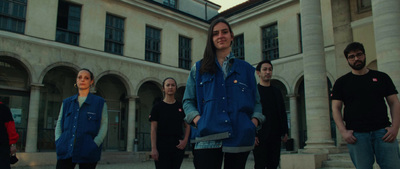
[327,153,351,161]
[322,160,355,168]
[319,168,355,169]
[319,153,381,169]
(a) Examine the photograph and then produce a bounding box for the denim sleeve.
[251,79,265,127]
[183,65,200,126]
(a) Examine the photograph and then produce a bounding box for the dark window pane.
[179,36,191,69]
[56,1,81,45]
[105,14,124,55]
[262,24,279,60]
[0,0,26,33]
[145,26,161,63]
[232,34,245,60]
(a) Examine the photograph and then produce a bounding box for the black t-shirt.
[331,70,398,132]
[149,101,185,149]
[257,84,288,140]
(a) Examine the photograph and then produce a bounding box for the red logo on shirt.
[372,78,378,82]
[179,108,182,112]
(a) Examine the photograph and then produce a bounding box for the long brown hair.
[200,18,233,74]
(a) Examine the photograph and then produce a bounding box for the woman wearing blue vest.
[183,18,265,169]
[55,68,108,169]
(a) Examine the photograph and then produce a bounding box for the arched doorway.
[136,81,162,151]
[39,66,76,151]
[270,80,289,149]
[96,75,128,151]
[0,57,30,151]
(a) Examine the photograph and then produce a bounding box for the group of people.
[1,17,399,169]
[149,18,288,169]
[149,18,400,169]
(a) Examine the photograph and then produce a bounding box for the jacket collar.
[70,92,95,105]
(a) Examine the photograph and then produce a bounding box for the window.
[232,34,245,60]
[145,26,161,63]
[105,14,124,55]
[56,1,81,45]
[0,0,27,33]
[163,0,177,8]
[358,0,371,13]
[179,36,191,70]
[262,24,279,60]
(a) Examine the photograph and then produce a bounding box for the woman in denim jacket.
[183,18,264,169]
[55,68,108,169]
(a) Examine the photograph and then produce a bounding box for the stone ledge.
[281,153,328,169]
[10,152,149,167]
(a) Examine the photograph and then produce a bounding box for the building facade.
[1,0,399,157]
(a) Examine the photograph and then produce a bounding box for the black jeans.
[0,144,10,169]
[154,148,185,169]
[193,148,250,169]
[253,136,282,169]
[56,158,97,169]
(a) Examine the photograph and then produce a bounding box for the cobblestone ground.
[12,157,256,169]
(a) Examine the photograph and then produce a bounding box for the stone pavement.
[12,154,256,169]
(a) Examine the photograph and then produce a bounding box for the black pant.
[253,136,282,169]
[193,148,250,169]
[56,158,97,169]
[155,148,185,169]
[0,145,10,169]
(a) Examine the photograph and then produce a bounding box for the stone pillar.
[126,95,138,152]
[300,0,334,152]
[371,0,400,140]
[288,94,299,151]
[25,83,43,152]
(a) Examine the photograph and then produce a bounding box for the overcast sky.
[208,0,247,12]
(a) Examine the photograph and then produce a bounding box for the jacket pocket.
[85,112,99,135]
[80,135,101,162]
[230,80,254,114]
[55,133,68,156]
[224,113,256,147]
[199,75,217,102]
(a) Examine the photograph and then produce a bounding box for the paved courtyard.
[12,154,257,169]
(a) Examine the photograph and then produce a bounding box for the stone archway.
[0,56,31,152]
[136,81,162,151]
[96,74,129,151]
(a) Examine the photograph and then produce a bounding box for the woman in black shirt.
[149,77,190,169]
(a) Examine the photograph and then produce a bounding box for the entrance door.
[107,109,120,150]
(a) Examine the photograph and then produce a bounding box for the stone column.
[300,0,334,152]
[25,83,43,152]
[126,95,138,152]
[371,0,400,140]
[288,94,299,151]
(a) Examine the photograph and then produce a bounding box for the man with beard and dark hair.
[331,42,400,169]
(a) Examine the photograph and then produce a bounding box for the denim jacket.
[183,53,264,153]
[56,93,105,163]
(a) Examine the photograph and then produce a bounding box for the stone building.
[1,0,399,167]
